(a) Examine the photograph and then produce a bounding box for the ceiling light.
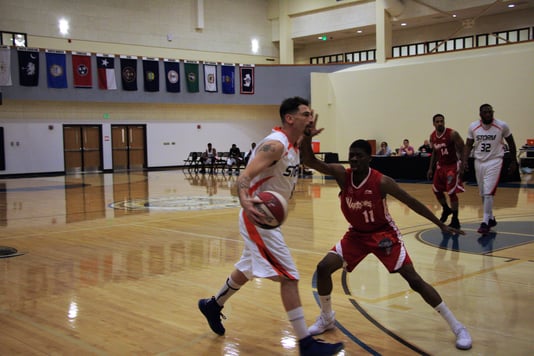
[357,30,363,33]
[452,14,457,18]
[59,18,69,35]
[507,4,516,8]
[401,23,407,26]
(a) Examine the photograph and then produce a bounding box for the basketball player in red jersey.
[427,114,465,229]
[300,123,472,350]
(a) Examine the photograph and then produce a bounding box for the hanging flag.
[96,55,117,90]
[0,47,12,86]
[184,62,199,93]
[72,53,92,88]
[142,58,159,92]
[221,64,235,94]
[203,63,217,92]
[46,51,68,88]
[164,60,180,93]
[240,66,254,94]
[18,49,39,87]
[120,56,138,91]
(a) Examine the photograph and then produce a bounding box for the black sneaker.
[488,218,497,228]
[198,297,226,335]
[448,217,461,229]
[477,222,490,235]
[440,208,452,223]
[299,335,344,356]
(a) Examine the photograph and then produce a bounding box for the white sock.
[319,295,333,316]
[287,307,309,340]
[435,301,463,333]
[483,195,494,224]
[215,276,242,306]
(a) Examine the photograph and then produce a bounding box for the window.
[0,31,28,47]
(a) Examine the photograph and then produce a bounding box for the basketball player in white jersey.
[198,97,344,356]
[462,103,518,234]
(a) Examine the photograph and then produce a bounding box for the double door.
[64,125,102,173]
[111,125,146,171]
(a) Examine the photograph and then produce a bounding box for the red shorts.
[331,228,412,273]
[432,162,464,195]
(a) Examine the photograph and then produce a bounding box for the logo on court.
[109,196,240,211]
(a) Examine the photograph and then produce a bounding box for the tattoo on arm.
[238,176,251,194]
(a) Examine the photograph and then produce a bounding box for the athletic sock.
[435,301,463,333]
[483,195,494,224]
[287,307,309,340]
[215,276,242,306]
[319,295,333,315]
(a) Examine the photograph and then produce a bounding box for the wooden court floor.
[1,169,533,355]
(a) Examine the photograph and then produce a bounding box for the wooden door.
[128,126,146,170]
[64,126,83,173]
[111,125,146,171]
[64,125,102,173]
[112,126,128,171]
[82,126,102,172]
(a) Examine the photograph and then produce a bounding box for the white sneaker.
[308,311,336,336]
[455,326,472,350]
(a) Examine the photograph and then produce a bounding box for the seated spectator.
[226,143,243,175]
[399,139,415,156]
[418,139,433,156]
[376,141,392,156]
[244,142,256,166]
[200,142,217,174]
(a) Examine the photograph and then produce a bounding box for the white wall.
[2,123,65,174]
[0,118,278,175]
[312,42,534,156]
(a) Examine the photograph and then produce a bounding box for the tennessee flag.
[96,55,117,90]
[72,53,92,88]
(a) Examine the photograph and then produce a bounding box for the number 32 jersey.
[467,118,511,162]
[339,168,399,236]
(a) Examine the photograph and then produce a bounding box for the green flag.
[184,62,199,93]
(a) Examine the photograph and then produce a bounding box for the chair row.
[183,151,245,175]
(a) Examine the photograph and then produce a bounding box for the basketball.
[254,190,288,229]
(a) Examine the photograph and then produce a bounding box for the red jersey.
[339,168,399,235]
[431,128,458,166]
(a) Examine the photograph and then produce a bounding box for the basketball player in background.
[427,114,465,229]
[198,97,344,356]
[300,124,472,350]
[462,103,517,234]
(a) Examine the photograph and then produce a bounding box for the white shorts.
[474,158,503,196]
[234,209,299,281]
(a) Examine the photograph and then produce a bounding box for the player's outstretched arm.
[381,175,464,235]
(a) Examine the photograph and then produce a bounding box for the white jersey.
[248,127,299,202]
[467,118,511,162]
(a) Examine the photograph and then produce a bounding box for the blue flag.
[164,60,180,93]
[221,65,235,94]
[46,52,67,88]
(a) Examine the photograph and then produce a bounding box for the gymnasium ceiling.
[292,0,534,45]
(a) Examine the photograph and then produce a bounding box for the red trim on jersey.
[249,176,273,195]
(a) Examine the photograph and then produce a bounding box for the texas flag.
[96,54,117,90]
